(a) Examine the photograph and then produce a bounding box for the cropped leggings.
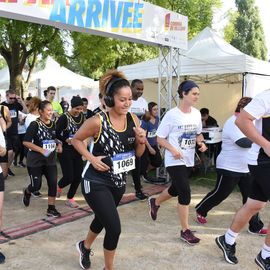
[167,165,192,205]
[82,180,125,250]
[27,165,57,197]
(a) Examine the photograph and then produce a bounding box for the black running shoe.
[31,191,42,198]
[47,208,61,218]
[255,252,270,270]
[0,251,5,264]
[135,191,148,201]
[22,188,31,207]
[148,197,160,221]
[8,169,15,176]
[215,235,238,264]
[76,240,92,270]
[18,162,26,168]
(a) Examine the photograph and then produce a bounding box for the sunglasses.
[9,97,16,100]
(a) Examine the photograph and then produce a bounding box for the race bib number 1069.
[112,151,135,174]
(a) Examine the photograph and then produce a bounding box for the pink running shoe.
[65,198,80,208]
[180,229,200,245]
[196,212,207,225]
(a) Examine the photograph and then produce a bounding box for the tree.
[230,0,267,60]
[0,19,67,95]
[223,10,239,43]
[71,0,221,79]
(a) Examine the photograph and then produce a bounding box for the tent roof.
[118,27,270,80]
[0,57,97,90]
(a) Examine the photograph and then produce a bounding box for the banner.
[0,0,188,49]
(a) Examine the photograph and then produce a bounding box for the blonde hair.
[99,70,128,96]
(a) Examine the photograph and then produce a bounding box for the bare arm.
[132,114,146,157]
[196,133,207,152]
[235,109,270,156]
[23,141,45,155]
[157,136,183,159]
[72,116,110,171]
[4,107,12,130]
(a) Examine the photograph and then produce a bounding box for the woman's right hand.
[0,146,6,157]
[171,148,183,160]
[90,156,110,172]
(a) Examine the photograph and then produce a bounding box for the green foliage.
[0,18,67,93]
[230,0,267,60]
[71,0,221,79]
[223,10,239,43]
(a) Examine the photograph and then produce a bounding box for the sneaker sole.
[196,219,207,225]
[255,256,265,270]
[148,198,156,221]
[180,236,199,246]
[215,237,237,264]
[76,242,88,270]
[247,229,266,236]
[46,213,61,218]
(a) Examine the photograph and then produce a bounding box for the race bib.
[112,151,135,174]
[10,109,17,118]
[147,130,156,138]
[42,140,56,151]
[179,133,196,149]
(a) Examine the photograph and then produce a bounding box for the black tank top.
[83,111,136,187]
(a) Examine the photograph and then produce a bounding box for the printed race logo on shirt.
[147,130,156,138]
[42,140,56,151]
[112,151,135,174]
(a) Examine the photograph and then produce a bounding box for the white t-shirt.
[129,97,148,117]
[244,90,270,165]
[216,115,249,173]
[25,114,39,129]
[156,106,202,167]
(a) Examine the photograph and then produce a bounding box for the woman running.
[22,100,62,217]
[195,97,266,235]
[148,80,207,245]
[140,102,162,180]
[56,96,85,208]
[72,70,146,270]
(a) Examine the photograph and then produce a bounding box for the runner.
[195,97,266,235]
[140,102,162,181]
[72,70,146,270]
[215,89,270,269]
[22,100,62,217]
[0,126,6,264]
[56,96,85,208]
[148,80,207,245]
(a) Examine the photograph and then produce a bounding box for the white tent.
[0,57,100,109]
[119,27,270,97]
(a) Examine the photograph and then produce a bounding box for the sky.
[212,0,270,59]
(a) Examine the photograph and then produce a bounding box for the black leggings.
[58,149,83,199]
[14,133,25,163]
[167,165,192,205]
[27,165,57,197]
[82,180,125,250]
[195,170,264,231]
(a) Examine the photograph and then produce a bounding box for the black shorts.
[6,134,20,152]
[0,172,4,192]
[0,151,8,163]
[249,164,270,202]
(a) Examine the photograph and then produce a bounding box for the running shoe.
[8,169,15,176]
[135,190,148,201]
[255,252,270,270]
[148,197,160,221]
[248,228,268,236]
[22,188,31,207]
[18,162,26,168]
[215,234,238,264]
[65,198,80,208]
[76,240,92,270]
[0,251,5,264]
[180,229,200,245]
[13,160,17,167]
[31,191,42,198]
[47,208,61,218]
[196,212,207,225]
[56,187,62,198]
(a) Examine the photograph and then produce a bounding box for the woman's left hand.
[133,127,147,144]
